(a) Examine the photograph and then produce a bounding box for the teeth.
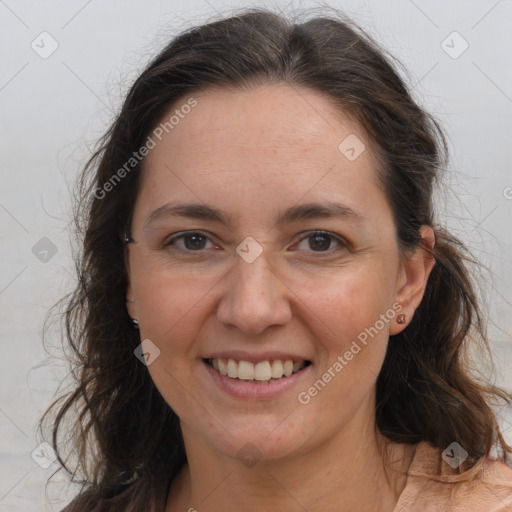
[218,358,228,376]
[271,360,284,378]
[238,360,254,380]
[254,361,272,381]
[227,358,238,378]
[208,358,307,381]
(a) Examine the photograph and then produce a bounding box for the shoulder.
[395,441,512,511]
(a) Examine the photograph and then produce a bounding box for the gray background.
[1,0,511,510]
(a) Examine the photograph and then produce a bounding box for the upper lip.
[202,350,311,365]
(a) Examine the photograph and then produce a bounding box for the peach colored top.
[394,441,512,511]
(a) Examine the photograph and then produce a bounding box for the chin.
[197,413,314,464]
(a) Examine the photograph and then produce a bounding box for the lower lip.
[202,360,312,399]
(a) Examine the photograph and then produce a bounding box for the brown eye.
[309,233,332,251]
[294,231,347,253]
[164,232,213,251]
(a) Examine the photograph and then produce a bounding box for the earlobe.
[126,282,137,320]
[390,225,436,335]
[125,248,140,327]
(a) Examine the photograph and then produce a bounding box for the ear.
[126,281,137,321]
[125,254,138,321]
[389,225,436,335]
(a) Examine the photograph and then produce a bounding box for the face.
[126,84,423,463]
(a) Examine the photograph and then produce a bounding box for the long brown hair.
[41,7,512,511]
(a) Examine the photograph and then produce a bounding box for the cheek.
[132,268,213,412]
[296,264,396,344]
[131,262,216,354]
[292,265,395,401]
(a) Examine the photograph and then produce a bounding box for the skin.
[126,83,435,511]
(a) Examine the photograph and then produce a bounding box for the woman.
[43,7,512,511]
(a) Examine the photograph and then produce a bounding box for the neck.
[166,395,414,512]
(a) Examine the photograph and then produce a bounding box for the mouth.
[203,357,312,383]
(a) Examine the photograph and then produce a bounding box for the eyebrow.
[143,201,365,231]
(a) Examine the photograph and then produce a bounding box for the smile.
[204,358,312,382]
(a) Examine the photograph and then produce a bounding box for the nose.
[216,250,292,335]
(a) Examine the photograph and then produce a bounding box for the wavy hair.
[41,7,512,511]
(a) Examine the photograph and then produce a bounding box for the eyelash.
[163,230,349,255]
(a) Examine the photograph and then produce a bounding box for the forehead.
[147,84,371,168]
[135,83,390,228]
